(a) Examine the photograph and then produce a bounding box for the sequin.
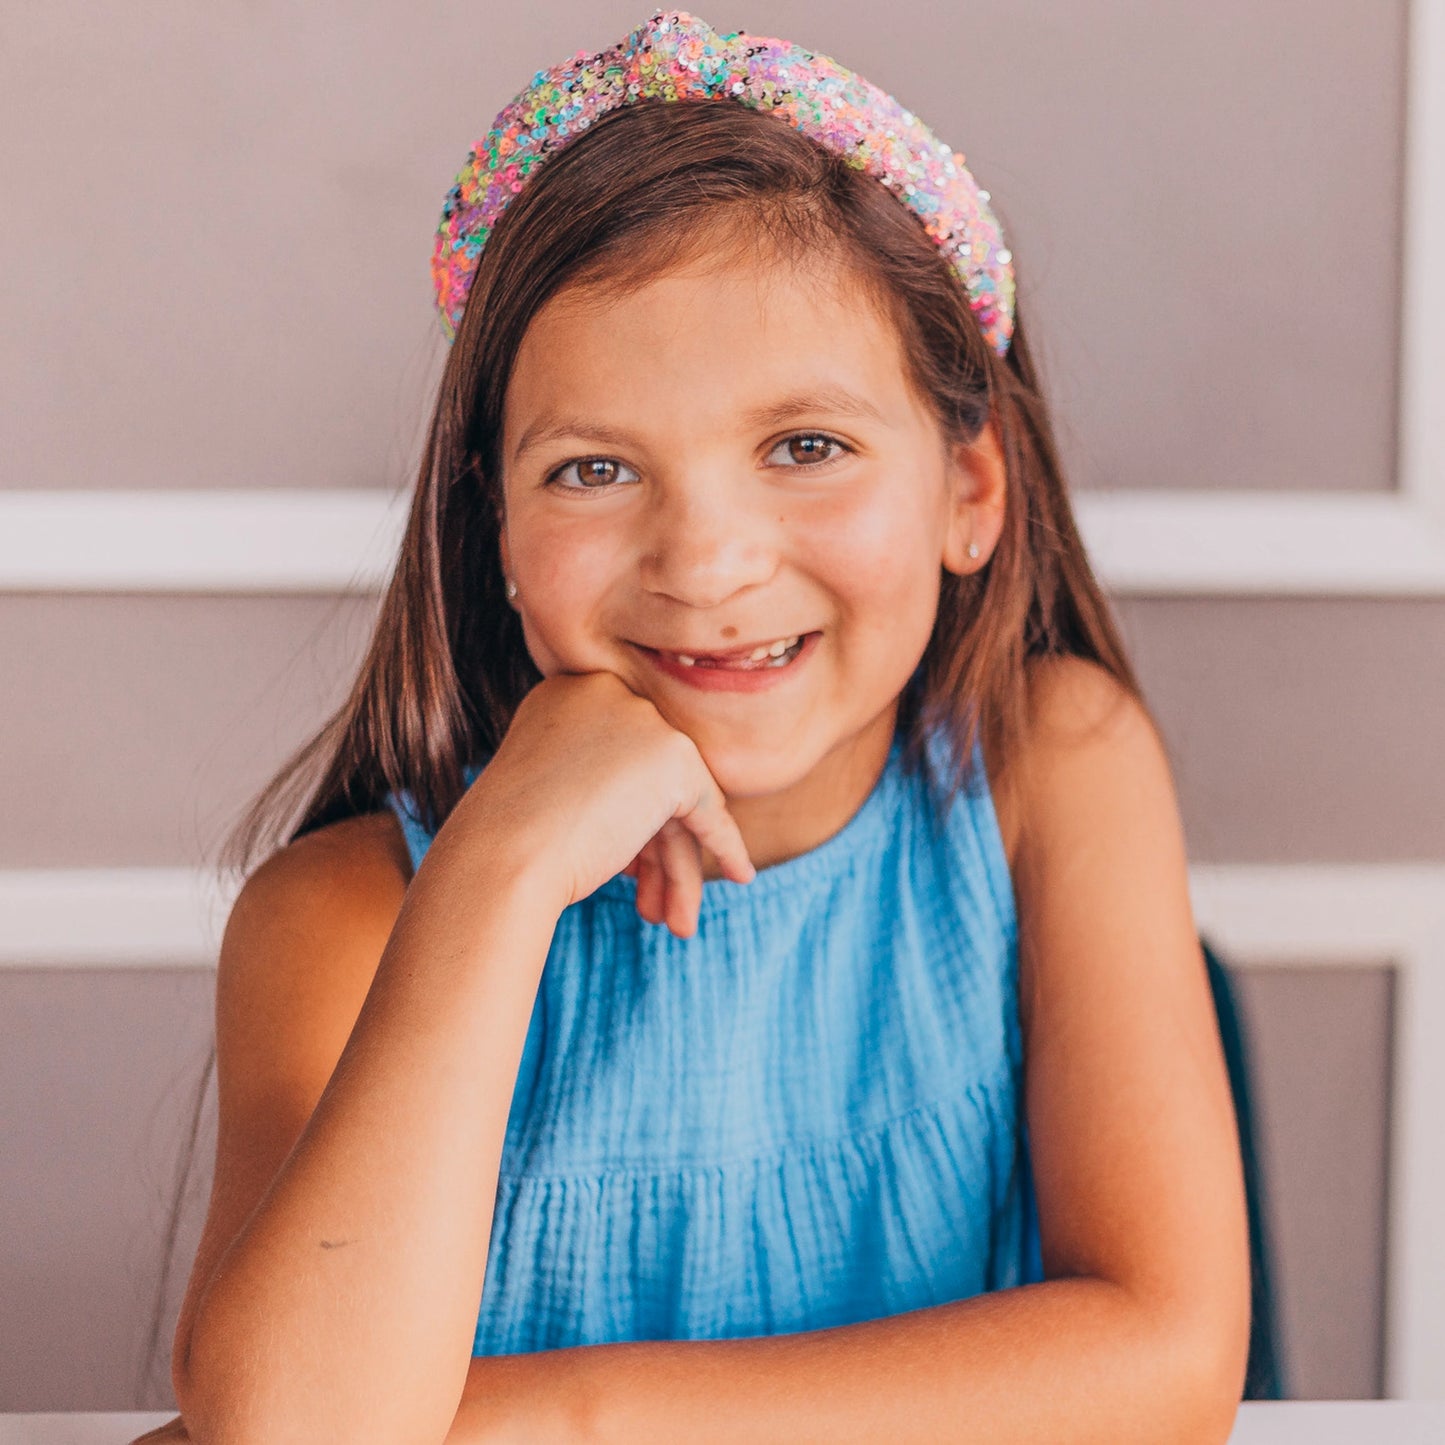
[430,9,1016,355]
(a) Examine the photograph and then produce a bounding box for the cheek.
[803,489,944,626]
[510,517,624,658]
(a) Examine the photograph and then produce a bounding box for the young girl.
[156,11,1250,1443]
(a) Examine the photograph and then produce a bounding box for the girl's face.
[498,241,1003,801]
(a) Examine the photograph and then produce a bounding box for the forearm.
[180,837,561,1445]
[444,1351,594,1445]
[568,1278,1242,1445]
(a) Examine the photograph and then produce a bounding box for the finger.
[654,817,704,939]
[634,845,658,923]
[634,841,666,925]
[676,778,756,885]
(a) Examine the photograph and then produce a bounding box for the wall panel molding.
[0,3,1441,598]
[0,489,412,595]
[0,483,1443,597]
[1191,863,1445,1403]
[2,0,1440,1408]
[2,860,1443,1398]
[0,868,231,967]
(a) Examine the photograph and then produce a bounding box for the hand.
[127,1416,190,1444]
[447,671,755,938]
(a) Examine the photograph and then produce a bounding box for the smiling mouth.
[641,633,811,671]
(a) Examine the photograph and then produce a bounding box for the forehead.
[502,244,926,444]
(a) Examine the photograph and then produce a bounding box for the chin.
[686,727,822,801]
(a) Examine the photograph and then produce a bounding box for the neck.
[698,704,899,880]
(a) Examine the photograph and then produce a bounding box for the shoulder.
[988,654,1166,871]
[232,807,414,934]
[216,809,413,1067]
[1021,650,1168,808]
[995,653,1192,1032]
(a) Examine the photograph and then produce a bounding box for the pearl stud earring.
[967,540,980,559]
[505,578,518,600]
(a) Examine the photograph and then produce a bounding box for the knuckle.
[661,726,701,770]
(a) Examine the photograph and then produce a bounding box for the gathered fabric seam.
[497,1072,1014,1185]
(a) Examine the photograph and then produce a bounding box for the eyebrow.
[745,385,889,433]
[511,415,636,466]
[509,384,890,465]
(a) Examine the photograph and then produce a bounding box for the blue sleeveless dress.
[385,722,1043,1355]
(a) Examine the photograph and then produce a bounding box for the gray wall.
[1,0,1431,1410]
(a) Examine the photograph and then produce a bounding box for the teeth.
[747,635,800,662]
[667,635,801,668]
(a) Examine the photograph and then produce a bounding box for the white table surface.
[3,1402,1445,1443]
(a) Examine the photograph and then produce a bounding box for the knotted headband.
[432,9,1016,356]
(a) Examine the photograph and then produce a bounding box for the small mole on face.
[721,625,737,640]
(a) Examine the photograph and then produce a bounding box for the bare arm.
[497,657,1251,1444]
[172,806,564,1445]
[171,673,756,1445]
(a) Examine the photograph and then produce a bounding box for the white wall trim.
[0,868,238,967]
[0,0,1439,1402]
[1400,0,1445,533]
[1078,490,1445,596]
[0,485,1443,598]
[0,489,412,595]
[0,4,1441,599]
[1190,864,1445,1404]
[1,861,1442,1398]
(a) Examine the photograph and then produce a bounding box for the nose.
[638,479,778,610]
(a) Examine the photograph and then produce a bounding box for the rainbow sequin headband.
[432,10,1016,356]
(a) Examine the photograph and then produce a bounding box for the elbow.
[1147,1285,1253,1445]
[170,1304,239,1445]
[170,1350,231,1445]
[171,1320,455,1445]
[168,1322,275,1445]
[169,1328,208,1445]
[171,1321,256,1445]
[1178,1348,1248,1445]
[1173,1343,1249,1445]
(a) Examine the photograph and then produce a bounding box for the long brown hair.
[220,98,1139,872]
[142,98,1143,1403]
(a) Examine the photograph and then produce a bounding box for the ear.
[941,416,1007,577]
[497,515,519,608]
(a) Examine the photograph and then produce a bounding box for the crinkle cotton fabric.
[385,722,1043,1354]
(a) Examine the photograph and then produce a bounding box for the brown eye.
[576,459,619,486]
[790,436,829,463]
[547,457,640,492]
[768,433,849,468]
